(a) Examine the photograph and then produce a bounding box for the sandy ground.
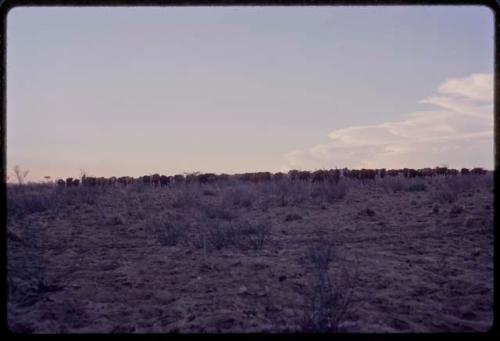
[7,175,494,333]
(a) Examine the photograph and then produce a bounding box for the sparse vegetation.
[302,243,358,333]
[6,168,493,333]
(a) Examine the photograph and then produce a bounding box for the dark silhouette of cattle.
[288,170,300,181]
[360,169,376,181]
[57,179,65,187]
[461,168,470,175]
[379,168,386,178]
[435,167,448,176]
[297,171,311,181]
[312,170,328,183]
[152,173,161,187]
[160,175,170,187]
[185,174,197,184]
[198,173,217,184]
[272,172,286,181]
[173,174,185,184]
[218,174,230,182]
[143,175,151,185]
[387,169,399,177]
[471,167,487,175]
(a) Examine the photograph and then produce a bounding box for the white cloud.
[283,73,494,170]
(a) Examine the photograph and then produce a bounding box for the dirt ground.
[7,174,494,333]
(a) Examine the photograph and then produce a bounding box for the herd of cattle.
[56,167,489,187]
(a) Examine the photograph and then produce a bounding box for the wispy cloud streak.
[283,73,493,170]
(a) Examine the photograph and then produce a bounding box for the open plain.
[7,173,494,333]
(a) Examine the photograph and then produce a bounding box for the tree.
[13,165,29,185]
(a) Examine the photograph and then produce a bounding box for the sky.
[6,6,494,181]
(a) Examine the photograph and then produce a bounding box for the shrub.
[380,177,405,193]
[406,179,427,192]
[429,184,458,204]
[202,204,236,221]
[301,244,358,333]
[222,185,256,209]
[171,186,200,208]
[206,221,238,250]
[285,213,303,222]
[239,219,271,251]
[311,182,348,204]
[148,217,184,247]
[305,244,336,272]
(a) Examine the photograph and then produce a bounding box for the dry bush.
[7,188,52,223]
[405,178,427,192]
[201,203,237,221]
[171,186,201,208]
[380,177,405,193]
[7,222,55,309]
[206,220,238,250]
[310,182,348,204]
[429,184,459,204]
[301,243,358,333]
[147,216,185,247]
[222,184,257,209]
[238,219,271,251]
[285,213,303,222]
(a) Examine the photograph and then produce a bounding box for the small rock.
[365,208,375,216]
[284,214,302,222]
[450,205,464,216]
[238,285,248,294]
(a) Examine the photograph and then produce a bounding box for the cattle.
[420,168,434,177]
[244,172,272,183]
[117,176,128,186]
[435,167,448,176]
[288,170,300,181]
[160,175,170,187]
[471,167,487,175]
[173,174,185,184]
[57,179,65,187]
[312,170,328,183]
[82,176,96,186]
[218,174,230,182]
[152,173,161,187]
[297,171,311,181]
[461,168,470,176]
[185,174,198,184]
[73,179,80,186]
[447,169,459,176]
[387,169,399,177]
[66,177,74,187]
[379,168,386,179]
[327,169,341,184]
[257,172,272,182]
[143,175,151,185]
[360,169,376,181]
[272,172,286,181]
[198,173,217,184]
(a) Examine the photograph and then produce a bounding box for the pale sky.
[7,6,494,181]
